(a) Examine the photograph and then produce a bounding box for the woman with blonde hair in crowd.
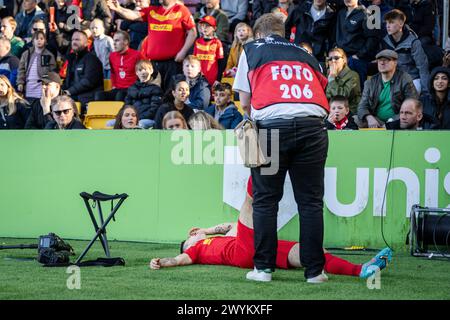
[162,110,188,130]
[0,75,29,129]
[188,110,223,130]
[325,47,361,114]
[224,22,253,78]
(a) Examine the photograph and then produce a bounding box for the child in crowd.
[154,79,194,129]
[177,55,210,111]
[326,95,359,130]
[205,82,242,129]
[162,111,188,130]
[90,18,114,79]
[224,22,253,78]
[124,60,163,129]
[194,16,224,86]
[17,31,56,101]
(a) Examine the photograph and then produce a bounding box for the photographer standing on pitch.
[233,13,330,284]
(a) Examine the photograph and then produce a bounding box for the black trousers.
[251,117,328,279]
[94,88,128,102]
[153,59,182,93]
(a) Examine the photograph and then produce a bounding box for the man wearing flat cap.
[357,49,418,128]
[25,71,62,129]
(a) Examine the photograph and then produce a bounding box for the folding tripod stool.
[75,191,128,265]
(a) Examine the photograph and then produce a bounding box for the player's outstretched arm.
[107,0,143,21]
[189,223,235,236]
[149,254,193,270]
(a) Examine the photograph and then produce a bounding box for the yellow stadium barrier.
[83,101,124,129]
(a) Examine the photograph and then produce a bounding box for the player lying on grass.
[149,178,392,281]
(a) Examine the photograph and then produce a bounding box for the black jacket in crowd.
[82,0,113,33]
[119,20,148,50]
[0,101,30,129]
[44,118,86,130]
[285,1,336,62]
[334,5,380,61]
[251,0,279,24]
[154,102,194,129]
[48,2,75,56]
[408,0,434,41]
[124,80,163,121]
[62,48,104,104]
[24,98,54,129]
[420,66,450,130]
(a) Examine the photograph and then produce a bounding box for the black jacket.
[44,118,86,129]
[62,49,104,101]
[24,99,54,129]
[82,0,113,33]
[124,81,163,120]
[0,101,30,129]
[420,67,450,129]
[119,20,148,50]
[357,70,418,120]
[285,1,336,62]
[408,0,434,40]
[334,5,380,61]
[252,0,279,24]
[154,103,194,129]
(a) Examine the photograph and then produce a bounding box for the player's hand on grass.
[150,258,161,270]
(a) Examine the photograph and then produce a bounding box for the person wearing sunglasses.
[325,47,361,114]
[44,95,86,129]
[13,0,46,40]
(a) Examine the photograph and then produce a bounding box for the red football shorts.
[233,220,297,269]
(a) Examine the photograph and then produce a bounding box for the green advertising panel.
[0,130,448,249]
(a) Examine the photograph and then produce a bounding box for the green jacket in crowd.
[326,66,361,114]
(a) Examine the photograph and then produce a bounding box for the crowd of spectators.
[0,0,449,131]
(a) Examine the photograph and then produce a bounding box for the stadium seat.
[222,77,234,87]
[234,101,244,115]
[75,102,81,115]
[83,101,124,129]
[104,79,112,92]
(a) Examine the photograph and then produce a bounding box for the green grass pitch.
[1,238,449,300]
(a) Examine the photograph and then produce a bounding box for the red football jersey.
[140,4,196,60]
[110,48,143,89]
[184,221,296,269]
[193,37,224,86]
[185,236,238,267]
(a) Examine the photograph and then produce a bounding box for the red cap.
[199,15,217,28]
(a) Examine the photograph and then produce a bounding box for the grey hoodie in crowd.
[382,26,429,94]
